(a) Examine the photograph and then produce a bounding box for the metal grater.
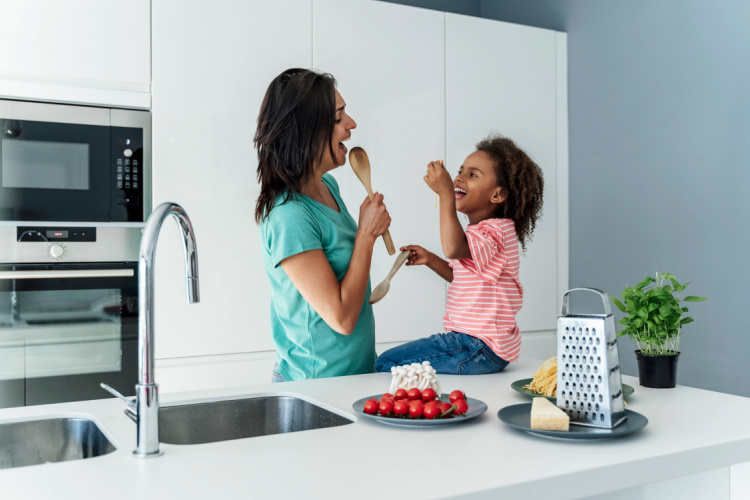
[556,288,627,428]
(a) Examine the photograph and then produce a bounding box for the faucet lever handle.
[100,383,136,410]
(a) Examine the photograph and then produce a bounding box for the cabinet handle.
[0,269,135,280]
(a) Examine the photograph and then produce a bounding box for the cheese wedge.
[530,397,570,431]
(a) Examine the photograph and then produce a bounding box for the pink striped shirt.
[444,218,523,362]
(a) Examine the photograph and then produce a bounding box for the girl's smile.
[453,150,505,224]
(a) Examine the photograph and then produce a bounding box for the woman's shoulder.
[262,193,314,226]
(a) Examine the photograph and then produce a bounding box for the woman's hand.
[401,245,431,266]
[424,160,454,199]
[357,193,391,244]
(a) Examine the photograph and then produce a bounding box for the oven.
[0,99,151,223]
[0,261,138,408]
[0,99,148,408]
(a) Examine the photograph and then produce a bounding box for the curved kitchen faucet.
[129,202,200,457]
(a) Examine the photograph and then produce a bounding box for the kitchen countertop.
[1,356,750,500]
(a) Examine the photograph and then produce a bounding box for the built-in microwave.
[0,99,151,223]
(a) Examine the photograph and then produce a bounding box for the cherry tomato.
[394,388,408,400]
[437,402,452,417]
[452,398,469,416]
[423,403,441,419]
[449,390,466,403]
[407,388,422,401]
[421,388,436,402]
[379,399,394,416]
[393,400,409,416]
[363,399,379,415]
[408,401,424,418]
[381,393,395,402]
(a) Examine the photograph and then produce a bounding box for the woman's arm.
[280,194,390,335]
[424,160,471,260]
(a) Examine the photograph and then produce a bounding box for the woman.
[255,68,391,382]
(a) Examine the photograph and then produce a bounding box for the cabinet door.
[151,0,312,358]
[446,14,568,332]
[0,0,150,108]
[314,0,446,343]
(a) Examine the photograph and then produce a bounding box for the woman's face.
[322,90,357,171]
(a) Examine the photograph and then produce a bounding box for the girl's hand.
[423,160,454,199]
[358,193,391,244]
[400,245,431,266]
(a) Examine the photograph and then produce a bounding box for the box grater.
[556,288,627,428]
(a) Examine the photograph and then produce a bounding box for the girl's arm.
[424,160,471,260]
[401,245,453,282]
[280,194,390,335]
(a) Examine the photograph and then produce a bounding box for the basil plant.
[611,272,707,355]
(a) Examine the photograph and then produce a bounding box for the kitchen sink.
[158,395,354,445]
[0,417,116,470]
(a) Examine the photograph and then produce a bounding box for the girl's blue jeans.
[374,331,509,375]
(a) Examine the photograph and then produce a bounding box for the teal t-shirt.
[260,174,376,380]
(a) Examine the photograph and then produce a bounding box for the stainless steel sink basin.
[0,417,116,470]
[159,395,354,445]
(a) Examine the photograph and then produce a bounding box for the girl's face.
[453,150,506,224]
[320,90,357,172]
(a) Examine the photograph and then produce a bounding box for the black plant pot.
[635,350,680,388]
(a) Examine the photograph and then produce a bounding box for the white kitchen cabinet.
[313,0,446,343]
[151,0,312,359]
[445,14,569,335]
[0,0,150,108]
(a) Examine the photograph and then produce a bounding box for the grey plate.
[511,378,635,403]
[352,394,487,427]
[497,403,648,441]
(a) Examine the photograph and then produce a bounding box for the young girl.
[375,134,544,375]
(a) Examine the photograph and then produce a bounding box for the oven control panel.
[17,226,97,242]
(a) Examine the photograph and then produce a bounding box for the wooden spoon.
[349,146,396,255]
[369,250,410,304]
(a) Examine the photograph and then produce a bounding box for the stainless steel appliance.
[0,98,151,223]
[0,261,138,408]
[0,99,149,408]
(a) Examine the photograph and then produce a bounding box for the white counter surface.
[1,356,749,500]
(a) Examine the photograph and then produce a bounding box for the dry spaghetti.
[523,357,558,397]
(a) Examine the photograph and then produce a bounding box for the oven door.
[0,263,137,408]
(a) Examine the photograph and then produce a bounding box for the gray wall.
[381,0,750,397]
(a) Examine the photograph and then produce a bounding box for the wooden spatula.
[349,146,396,255]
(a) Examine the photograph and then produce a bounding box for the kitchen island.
[1,356,749,500]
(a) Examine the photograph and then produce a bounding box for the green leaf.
[637,307,649,321]
[658,304,671,317]
[684,296,708,302]
[680,317,694,325]
[611,297,627,312]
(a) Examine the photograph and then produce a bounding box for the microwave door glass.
[0,119,111,222]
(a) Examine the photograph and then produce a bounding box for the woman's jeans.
[375,331,509,375]
[271,363,286,383]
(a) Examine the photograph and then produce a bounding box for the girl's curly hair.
[476,134,544,252]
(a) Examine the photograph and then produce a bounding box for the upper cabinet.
[314,0,447,343]
[446,14,569,333]
[0,0,150,108]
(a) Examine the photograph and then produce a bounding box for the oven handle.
[0,269,135,280]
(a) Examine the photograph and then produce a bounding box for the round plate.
[511,378,635,402]
[497,403,648,441]
[352,394,488,427]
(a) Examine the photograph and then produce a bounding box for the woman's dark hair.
[476,134,544,252]
[254,68,338,223]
